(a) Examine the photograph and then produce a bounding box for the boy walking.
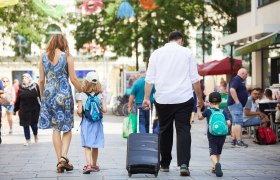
[197,92,231,177]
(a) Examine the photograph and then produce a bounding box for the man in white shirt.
[142,31,204,176]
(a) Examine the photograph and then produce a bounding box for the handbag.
[34,84,41,106]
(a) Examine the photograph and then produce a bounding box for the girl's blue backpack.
[209,108,228,136]
[84,93,103,121]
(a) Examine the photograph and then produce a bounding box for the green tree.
[0,0,49,57]
[73,0,203,69]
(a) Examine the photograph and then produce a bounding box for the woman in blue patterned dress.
[38,34,82,173]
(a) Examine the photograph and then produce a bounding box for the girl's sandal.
[57,162,65,173]
[61,156,74,171]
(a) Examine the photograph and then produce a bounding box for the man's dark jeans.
[155,98,194,167]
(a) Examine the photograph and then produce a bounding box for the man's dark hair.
[168,31,184,41]
[251,87,262,92]
[264,88,272,97]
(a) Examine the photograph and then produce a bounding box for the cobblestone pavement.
[0,113,280,180]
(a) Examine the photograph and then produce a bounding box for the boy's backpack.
[84,93,103,122]
[209,108,228,136]
[257,127,277,145]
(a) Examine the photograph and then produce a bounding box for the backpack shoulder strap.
[85,92,92,97]
[209,108,215,114]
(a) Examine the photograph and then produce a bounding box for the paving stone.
[0,114,279,179]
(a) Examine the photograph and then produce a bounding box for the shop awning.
[234,32,279,56]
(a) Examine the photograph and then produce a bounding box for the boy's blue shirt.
[130,77,155,104]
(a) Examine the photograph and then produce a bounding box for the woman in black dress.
[14,73,41,146]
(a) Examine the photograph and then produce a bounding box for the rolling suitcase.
[126,108,160,177]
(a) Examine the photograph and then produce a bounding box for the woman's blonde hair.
[46,34,69,61]
[82,80,102,94]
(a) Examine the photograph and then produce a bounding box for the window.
[258,0,278,7]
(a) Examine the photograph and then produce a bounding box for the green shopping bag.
[130,112,137,133]
[122,112,137,138]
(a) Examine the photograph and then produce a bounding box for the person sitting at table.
[259,89,278,103]
[243,88,270,142]
[275,103,280,123]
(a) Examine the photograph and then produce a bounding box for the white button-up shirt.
[146,42,199,104]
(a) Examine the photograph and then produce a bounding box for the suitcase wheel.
[154,173,158,177]
[128,172,132,177]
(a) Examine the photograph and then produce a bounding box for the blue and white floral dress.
[38,52,74,132]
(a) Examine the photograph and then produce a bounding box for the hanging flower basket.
[139,0,159,10]
[79,0,103,15]
[117,1,135,19]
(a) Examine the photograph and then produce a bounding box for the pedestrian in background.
[1,77,15,134]
[197,92,231,177]
[227,68,249,147]
[76,71,107,174]
[38,34,82,173]
[13,79,20,100]
[13,73,41,146]
[128,69,155,133]
[143,31,204,176]
[0,80,4,144]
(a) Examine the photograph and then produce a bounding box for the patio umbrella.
[198,57,242,76]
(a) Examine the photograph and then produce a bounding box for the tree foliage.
[73,0,204,68]
[0,0,49,56]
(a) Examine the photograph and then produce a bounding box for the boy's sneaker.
[91,165,100,172]
[180,164,190,176]
[236,140,248,148]
[83,165,93,174]
[160,166,169,172]
[215,163,223,177]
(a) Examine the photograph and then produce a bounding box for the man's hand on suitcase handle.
[142,99,151,110]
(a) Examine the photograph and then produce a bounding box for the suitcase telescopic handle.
[137,107,152,133]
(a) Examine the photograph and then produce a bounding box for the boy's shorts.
[228,103,243,125]
[208,137,226,156]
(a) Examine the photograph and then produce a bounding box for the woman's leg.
[23,126,31,140]
[6,109,13,133]
[92,148,98,166]
[23,126,31,145]
[61,131,72,158]
[30,124,38,143]
[52,130,62,162]
[30,124,38,136]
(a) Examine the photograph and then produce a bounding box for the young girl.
[76,71,107,174]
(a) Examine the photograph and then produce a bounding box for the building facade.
[220,0,280,89]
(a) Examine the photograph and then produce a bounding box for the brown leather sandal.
[61,156,74,171]
[57,162,65,173]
